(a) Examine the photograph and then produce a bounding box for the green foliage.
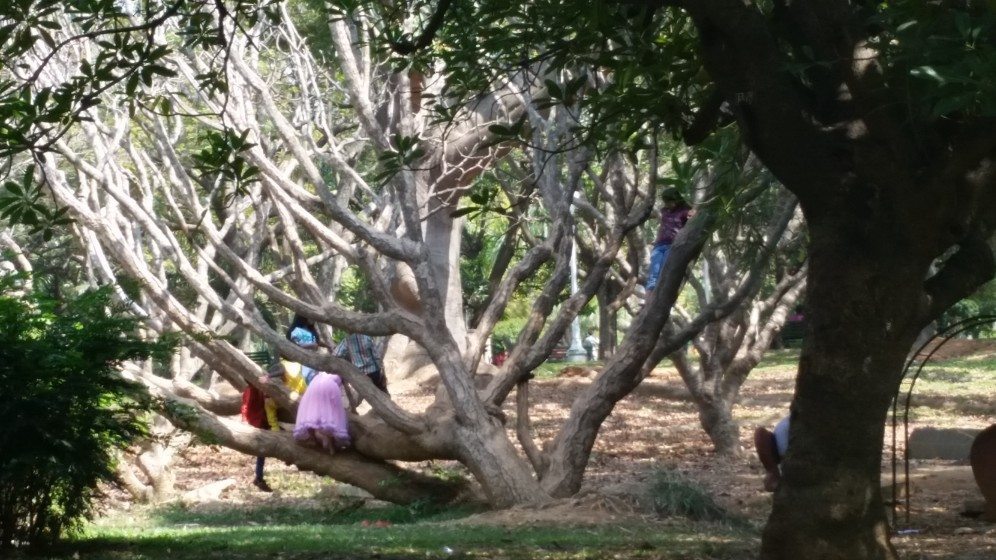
[874,2,996,118]
[905,350,996,423]
[336,267,378,313]
[647,468,731,523]
[389,0,996,168]
[401,1,708,151]
[0,279,172,548]
[153,497,480,528]
[0,0,280,225]
[285,0,336,54]
[373,133,426,185]
[938,279,996,337]
[453,171,511,220]
[191,129,261,196]
[491,315,527,352]
[460,213,508,318]
[0,163,73,239]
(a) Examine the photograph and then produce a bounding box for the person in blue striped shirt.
[334,333,388,394]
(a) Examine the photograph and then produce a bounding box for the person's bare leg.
[315,431,333,451]
[754,427,781,492]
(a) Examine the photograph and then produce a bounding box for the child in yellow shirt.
[262,361,308,431]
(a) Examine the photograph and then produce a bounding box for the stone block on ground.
[335,483,375,500]
[908,427,980,461]
[181,478,236,503]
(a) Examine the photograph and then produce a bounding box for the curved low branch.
[159,395,466,505]
[923,235,996,323]
[172,378,241,416]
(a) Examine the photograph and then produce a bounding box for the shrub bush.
[648,468,730,522]
[0,280,171,548]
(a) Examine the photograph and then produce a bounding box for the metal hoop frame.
[889,314,996,528]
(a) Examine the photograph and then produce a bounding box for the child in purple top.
[645,188,692,292]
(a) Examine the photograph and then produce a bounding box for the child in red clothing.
[241,374,281,492]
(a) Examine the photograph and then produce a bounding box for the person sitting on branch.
[334,333,388,394]
[754,416,790,492]
[645,187,693,293]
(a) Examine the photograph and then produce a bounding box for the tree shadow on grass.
[150,498,481,528]
[908,393,996,418]
[57,520,757,560]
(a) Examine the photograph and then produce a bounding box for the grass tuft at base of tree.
[647,468,742,526]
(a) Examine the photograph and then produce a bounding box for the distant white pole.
[567,198,586,362]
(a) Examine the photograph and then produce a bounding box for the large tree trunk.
[453,419,546,507]
[760,225,925,560]
[762,331,906,559]
[676,3,996,554]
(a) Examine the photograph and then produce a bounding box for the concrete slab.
[908,427,981,461]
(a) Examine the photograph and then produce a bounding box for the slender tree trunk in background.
[116,417,196,503]
[424,207,468,349]
[539,217,714,497]
[597,282,618,359]
[672,352,743,456]
[697,393,741,456]
[138,416,190,501]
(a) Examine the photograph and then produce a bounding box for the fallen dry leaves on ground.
[107,341,996,559]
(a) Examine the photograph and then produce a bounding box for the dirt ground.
[124,340,996,559]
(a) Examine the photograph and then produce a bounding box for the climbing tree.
[1,1,754,509]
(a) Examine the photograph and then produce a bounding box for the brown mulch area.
[114,341,996,559]
[915,338,996,361]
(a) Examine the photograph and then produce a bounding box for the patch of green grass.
[937,353,996,369]
[903,356,996,401]
[149,499,481,528]
[532,360,600,380]
[916,368,973,384]
[262,469,326,495]
[35,508,756,560]
[755,349,800,370]
[890,351,996,422]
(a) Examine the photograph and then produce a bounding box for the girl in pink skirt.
[293,372,351,451]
